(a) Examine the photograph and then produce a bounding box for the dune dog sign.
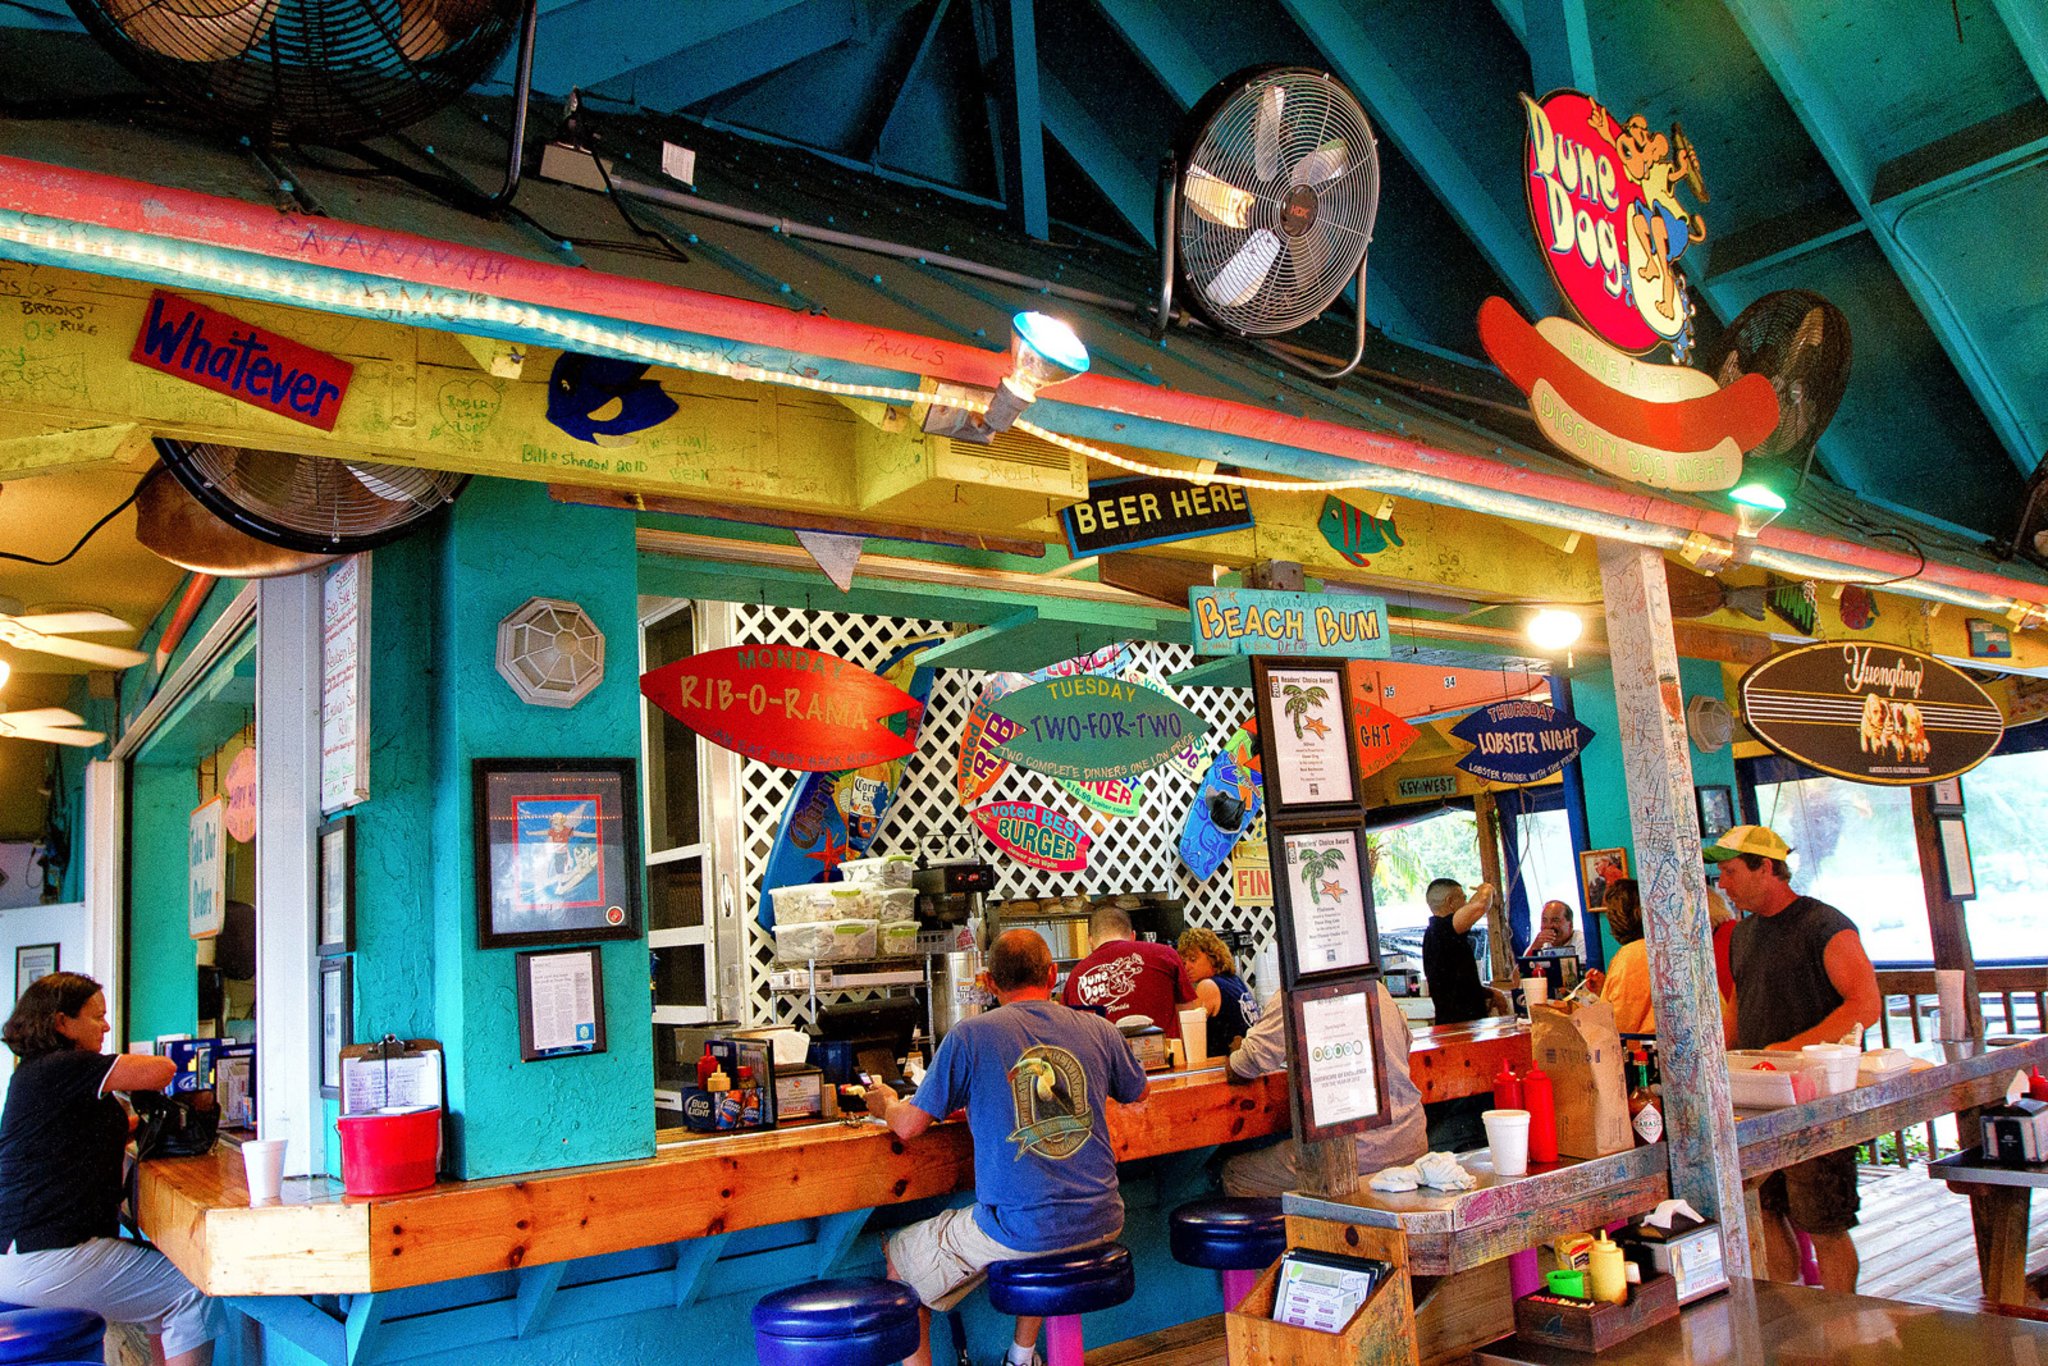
[1740,642,2004,785]
[990,675,1207,782]
[640,645,921,771]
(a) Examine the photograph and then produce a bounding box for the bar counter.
[138,1064,1288,1297]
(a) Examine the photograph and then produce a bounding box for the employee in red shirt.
[1061,906,1195,1031]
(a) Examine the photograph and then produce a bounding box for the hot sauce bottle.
[1628,1051,1664,1146]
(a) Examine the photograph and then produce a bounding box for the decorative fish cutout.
[1318,495,1403,567]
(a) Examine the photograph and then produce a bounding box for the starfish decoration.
[1320,880,1344,901]
[1303,716,1331,740]
[804,830,850,875]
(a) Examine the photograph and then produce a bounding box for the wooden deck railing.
[1863,966,2048,1166]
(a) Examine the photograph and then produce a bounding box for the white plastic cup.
[1522,977,1549,1010]
[244,1138,287,1205]
[1178,1006,1209,1069]
[1934,969,1966,1039]
[1483,1108,1532,1176]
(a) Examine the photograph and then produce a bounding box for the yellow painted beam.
[0,419,154,478]
[452,332,526,380]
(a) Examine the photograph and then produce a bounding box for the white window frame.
[639,598,721,1025]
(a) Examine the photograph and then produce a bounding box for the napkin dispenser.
[1981,1097,2048,1164]
[1619,1211,1728,1305]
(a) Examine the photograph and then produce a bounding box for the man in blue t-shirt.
[866,929,1148,1366]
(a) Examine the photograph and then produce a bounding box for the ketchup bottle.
[1523,1062,1558,1163]
[1493,1059,1524,1110]
[695,1046,719,1091]
[2029,1067,2048,1103]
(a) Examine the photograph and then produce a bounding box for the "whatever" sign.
[132,291,353,431]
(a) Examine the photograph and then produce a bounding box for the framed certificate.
[1284,976,1391,1142]
[1254,659,1356,813]
[317,815,355,956]
[1275,825,1379,986]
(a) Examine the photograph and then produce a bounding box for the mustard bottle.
[1588,1233,1628,1305]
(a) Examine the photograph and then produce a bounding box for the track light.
[923,312,1090,443]
[1729,483,1786,538]
[1527,608,1583,652]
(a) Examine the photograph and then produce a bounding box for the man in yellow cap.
[1706,824,1881,1293]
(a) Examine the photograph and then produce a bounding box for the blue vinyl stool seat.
[751,1277,920,1366]
[986,1243,1133,1366]
[0,1307,106,1364]
[1169,1197,1285,1312]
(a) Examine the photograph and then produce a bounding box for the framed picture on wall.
[1938,818,1975,901]
[514,947,608,1062]
[1274,825,1379,987]
[188,795,227,940]
[473,759,643,950]
[317,815,355,956]
[319,957,352,1098]
[1927,777,1965,815]
[1580,847,1627,916]
[1694,785,1736,842]
[1253,660,1356,813]
[13,944,57,1001]
[1282,975,1392,1143]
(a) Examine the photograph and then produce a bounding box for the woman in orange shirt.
[1593,879,1656,1035]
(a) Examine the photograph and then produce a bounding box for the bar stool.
[0,1307,106,1364]
[1168,1197,1285,1310]
[751,1277,921,1366]
[986,1242,1133,1366]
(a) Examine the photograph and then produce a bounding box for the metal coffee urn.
[916,861,996,1040]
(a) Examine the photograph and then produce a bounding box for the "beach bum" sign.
[971,800,1092,872]
[132,291,353,431]
[1189,587,1391,659]
[1450,700,1595,785]
[640,645,921,771]
[990,675,1207,782]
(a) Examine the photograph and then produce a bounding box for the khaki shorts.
[1759,1148,1860,1235]
[886,1206,1120,1311]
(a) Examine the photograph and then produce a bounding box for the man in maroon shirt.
[1061,906,1195,1033]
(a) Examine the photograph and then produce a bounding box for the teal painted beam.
[521,0,808,97]
[865,0,956,159]
[1989,0,2048,104]
[1276,0,1557,318]
[514,1263,568,1337]
[1720,0,2040,477]
[1167,655,1251,689]
[1088,0,1213,105]
[672,1231,731,1308]
[1040,71,1155,243]
[1521,0,1597,93]
[592,0,918,111]
[1006,0,1050,239]
[344,1293,386,1365]
[811,1208,876,1272]
[231,1295,345,1365]
[914,604,1181,671]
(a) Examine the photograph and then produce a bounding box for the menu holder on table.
[1271,1250,1391,1332]
[1226,1218,1417,1366]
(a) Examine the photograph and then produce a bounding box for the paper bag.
[1533,997,1632,1157]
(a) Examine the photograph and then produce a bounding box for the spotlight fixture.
[1729,483,1786,538]
[923,312,1090,444]
[1527,608,1583,652]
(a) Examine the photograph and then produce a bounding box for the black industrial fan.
[151,438,467,561]
[1157,66,1381,380]
[66,0,532,148]
[1705,290,1852,485]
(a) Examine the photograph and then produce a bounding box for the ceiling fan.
[0,599,147,670]
[0,707,106,748]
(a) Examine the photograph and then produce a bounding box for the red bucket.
[336,1107,441,1196]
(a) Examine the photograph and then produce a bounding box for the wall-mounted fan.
[137,440,468,578]
[0,708,106,748]
[66,0,532,145]
[0,599,146,670]
[1705,290,1851,485]
[1157,66,1381,380]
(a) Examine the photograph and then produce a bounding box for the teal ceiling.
[4,0,2043,539]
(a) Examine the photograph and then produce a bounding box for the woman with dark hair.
[0,973,218,1365]
[1585,879,1656,1034]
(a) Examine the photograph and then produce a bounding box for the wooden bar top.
[1408,1016,1531,1104]
[137,1064,1286,1297]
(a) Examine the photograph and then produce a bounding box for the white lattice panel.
[726,602,1270,1026]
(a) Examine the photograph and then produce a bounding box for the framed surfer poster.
[1254,660,1356,812]
[473,758,643,949]
[1275,825,1379,986]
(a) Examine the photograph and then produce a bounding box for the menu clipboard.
[338,1036,445,1117]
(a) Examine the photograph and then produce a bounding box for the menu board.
[320,555,370,813]
[1266,667,1354,808]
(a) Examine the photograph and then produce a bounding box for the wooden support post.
[1473,791,1515,985]
[1910,787,1984,1039]
[1596,539,1750,1274]
[1297,1130,1360,1200]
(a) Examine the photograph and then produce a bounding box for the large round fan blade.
[0,611,135,637]
[0,708,89,729]
[1254,85,1284,182]
[1204,230,1282,309]
[398,0,494,62]
[4,635,148,669]
[1183,165,1257,230]
[0,724,107,747]
[1290,138,1349,188]
[103,0,277,62]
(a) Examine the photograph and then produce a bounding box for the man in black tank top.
[1421,879,1497,1026]
[1709,825,1881,1295]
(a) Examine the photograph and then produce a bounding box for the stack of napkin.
[1368,1152,1477,1193]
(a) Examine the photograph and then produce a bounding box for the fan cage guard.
[157,440,469,554]
[1175,66,1380,338]
[65,0,527,144]
[1708,289,1852,465]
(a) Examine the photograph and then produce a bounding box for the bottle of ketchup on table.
[1492,1059,1524,1110]
[1523,1062,1558,1163]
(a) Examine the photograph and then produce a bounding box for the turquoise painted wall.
[127,763,198,1042]
[1570,656,1736,960]
[423,479,653,1179]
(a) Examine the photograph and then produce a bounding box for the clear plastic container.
[838,855,915,888]
[769,885,831,925]
[1726,1050,1829,1108]
[1801,1044,1862,1096]
[870,888,918,924]
[824,919,878,961]
[878,921,920,957]
[773,920,837,963]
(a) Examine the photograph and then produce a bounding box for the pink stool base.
[1221,1267,1261,1310]
[1044,1314,1086,1366]
[1509,1248,1542,1299]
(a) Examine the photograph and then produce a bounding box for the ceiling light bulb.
[982,312,1091,433]
[1528,608,1583,651]
[0,659,9,691]
[1729,483,1787,538]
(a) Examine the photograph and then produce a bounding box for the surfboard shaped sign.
[640,645,921,771]
[1450,700,1594,785]
[971,800,1092,872]
[989,675,1208,782]
[1058,776,1145,818]
[957,644,1132,808]
[1353,701,1420,779]
[1740,642,2004,785]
